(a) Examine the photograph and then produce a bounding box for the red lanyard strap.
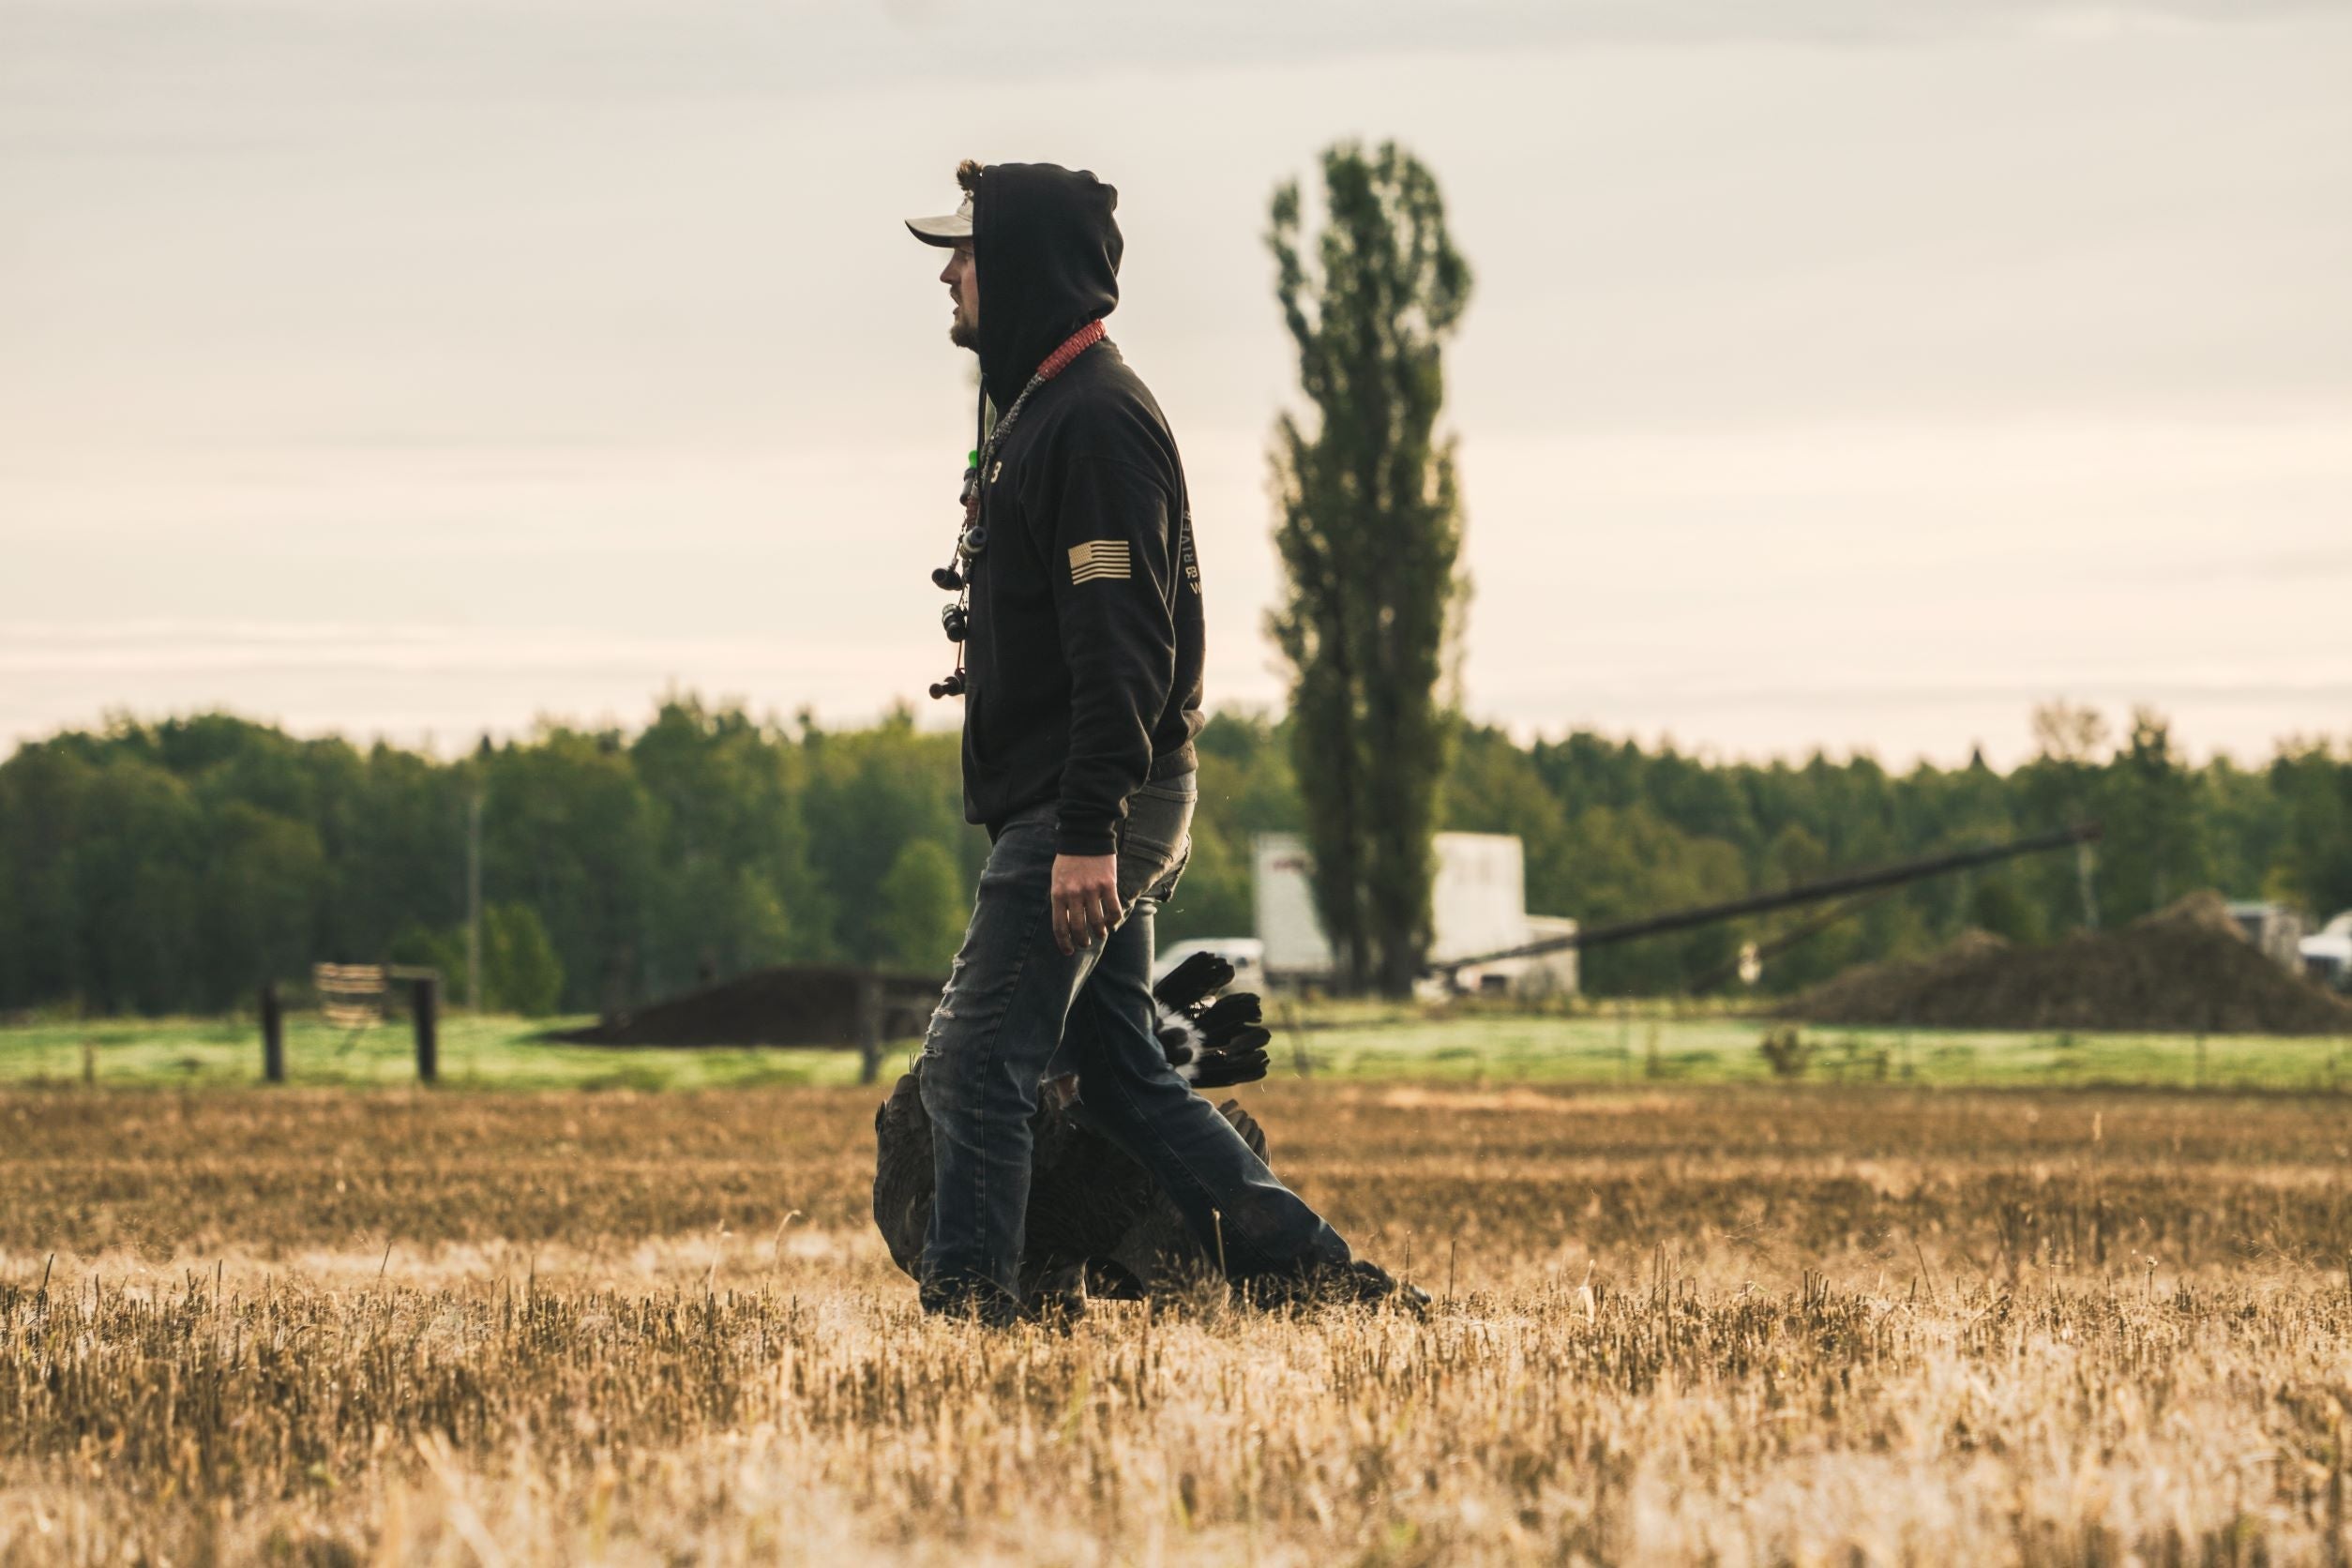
[959,320,1107,516]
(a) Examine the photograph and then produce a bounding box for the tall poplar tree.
[1266,141,1472,996]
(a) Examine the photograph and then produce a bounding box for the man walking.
[904,159,1418,1325]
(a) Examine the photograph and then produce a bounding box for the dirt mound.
[1776,891,2352,1035]
[545,964,943,1048]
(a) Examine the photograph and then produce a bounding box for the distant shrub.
[1758,1027,1816,1078]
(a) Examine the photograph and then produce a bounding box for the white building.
[2228,900,2309,970]
[1251,831,1578,997]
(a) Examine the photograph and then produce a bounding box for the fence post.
[856,972,883,1086]
[260,982,285,1083]
[414,974,439,1084]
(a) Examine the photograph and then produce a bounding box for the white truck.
[1251,831,1577,997]
[2303,912,2352,991]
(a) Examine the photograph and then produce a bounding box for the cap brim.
[905,213,972,246]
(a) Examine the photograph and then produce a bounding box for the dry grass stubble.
[7,1083,2352,1564]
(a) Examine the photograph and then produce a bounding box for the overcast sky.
[4,0,2347,766]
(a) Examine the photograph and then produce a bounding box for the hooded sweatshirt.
[960,162,1205,855]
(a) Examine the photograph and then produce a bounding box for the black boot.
[1241,1259,1430,1318]
[1017,1261,1089,1331]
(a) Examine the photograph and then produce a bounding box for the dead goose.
[872,951,1277,1303]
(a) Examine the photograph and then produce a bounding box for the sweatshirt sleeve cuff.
[1054,822,1119,857]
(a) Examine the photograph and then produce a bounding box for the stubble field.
[7,1080,2352,1564]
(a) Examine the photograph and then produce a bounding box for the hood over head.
[972,162,1122,412]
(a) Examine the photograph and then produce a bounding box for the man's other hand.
[1050,852,1121,955]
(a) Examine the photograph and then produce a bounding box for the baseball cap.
[905,191,973,247]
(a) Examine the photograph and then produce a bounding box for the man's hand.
[1050,852,1121,955]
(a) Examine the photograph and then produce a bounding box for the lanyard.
[927,321,1108,700]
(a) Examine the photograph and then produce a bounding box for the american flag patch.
[1067,539,1131,583]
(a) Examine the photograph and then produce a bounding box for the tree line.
[0,695,2344,1018]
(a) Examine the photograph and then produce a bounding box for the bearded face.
[942,241,979,350]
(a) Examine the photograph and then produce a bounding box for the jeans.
[916,769,1351,1320]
